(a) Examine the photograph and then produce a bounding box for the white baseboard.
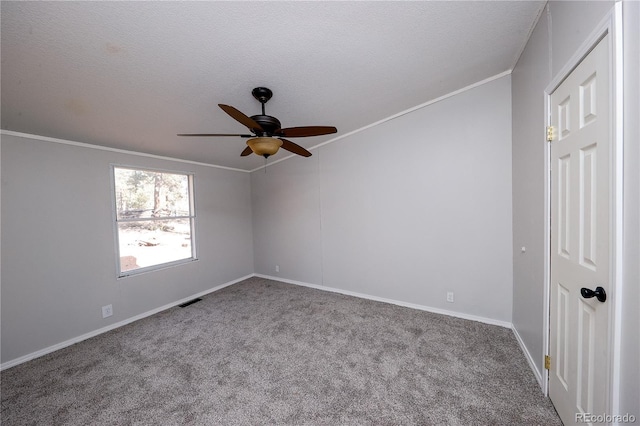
[254,274,513,329]
[0,274,253,371]
[511,324,544,389]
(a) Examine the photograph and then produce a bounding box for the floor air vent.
[178,298,202,308]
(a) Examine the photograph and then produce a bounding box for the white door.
[549,34,611,425]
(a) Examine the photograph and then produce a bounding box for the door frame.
[542,3,624,414]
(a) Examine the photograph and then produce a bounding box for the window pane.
[118,218,192,272]
[114,168,190,220]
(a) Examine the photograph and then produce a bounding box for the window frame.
[110,164,198,278]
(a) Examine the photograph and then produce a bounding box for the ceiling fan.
[178,87,337,158]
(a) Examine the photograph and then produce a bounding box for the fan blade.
[279,138,312,157]
[241,146,253,157]
[177,133,252,137]
[277,126,337,138]
[219,104,263,132]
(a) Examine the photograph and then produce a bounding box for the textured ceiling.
[1,1,545,171]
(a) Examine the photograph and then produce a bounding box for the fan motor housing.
[251,114,281,135]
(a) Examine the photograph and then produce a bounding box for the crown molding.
[0,130,250,173]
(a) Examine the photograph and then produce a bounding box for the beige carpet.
[1,277,561,425]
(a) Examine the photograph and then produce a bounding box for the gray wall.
[511,5,550,378]
[252,154,323,285]
[1,134,254,364]
[253,75,514,323]
[512,0,638,416]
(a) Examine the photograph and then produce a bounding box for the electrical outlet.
[275,265,280,273]
[446,292,454,303]
[102,304,113,318]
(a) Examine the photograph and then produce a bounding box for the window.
[112,166,196,276]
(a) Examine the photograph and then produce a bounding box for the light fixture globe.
[247,137,282,158]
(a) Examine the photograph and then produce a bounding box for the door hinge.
[546,126,555,142]
[545,355,551,370]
